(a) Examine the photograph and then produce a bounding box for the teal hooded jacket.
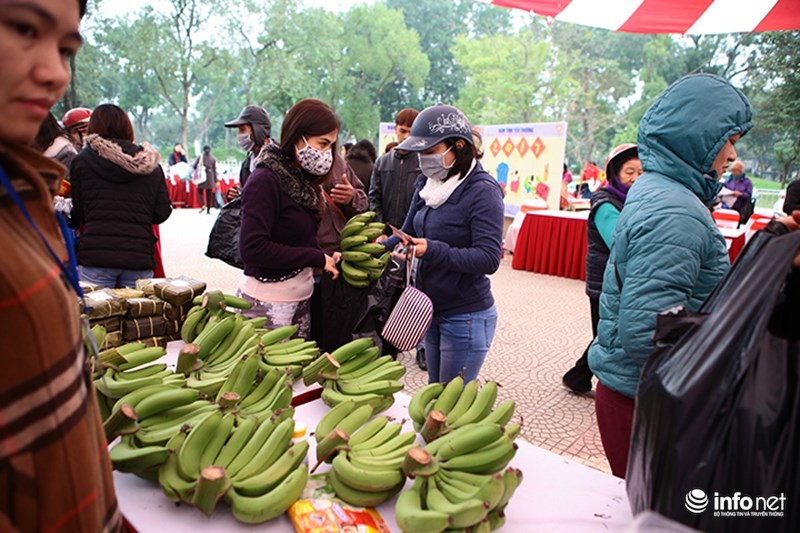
[588,74,753,399]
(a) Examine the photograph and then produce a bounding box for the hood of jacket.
[83,134,162,184]
[637,73,752,205]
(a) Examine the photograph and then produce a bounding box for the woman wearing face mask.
[383,105,505,383]
[562,144,642,395]
[0,0,122,529]
[237,99,340,338]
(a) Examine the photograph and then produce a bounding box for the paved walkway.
[160,208,611,475]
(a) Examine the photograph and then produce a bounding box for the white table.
[115,378,633,531]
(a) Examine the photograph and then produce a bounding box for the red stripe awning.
[486,0,800,34]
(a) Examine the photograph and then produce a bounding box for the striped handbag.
[381,247,433,352]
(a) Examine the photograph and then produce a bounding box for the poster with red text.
[480,122,568,216]
[378,121,567,216]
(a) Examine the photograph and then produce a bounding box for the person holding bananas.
[0,0,122,530]
[382,105,505,383]
[237,99,340,338]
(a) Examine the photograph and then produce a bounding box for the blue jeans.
[425,305,498,383]
[79,266,153,289]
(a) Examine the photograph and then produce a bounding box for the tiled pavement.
[161,208,612,475]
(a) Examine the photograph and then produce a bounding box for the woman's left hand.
[411,238,428,257]
[324,254,339,279]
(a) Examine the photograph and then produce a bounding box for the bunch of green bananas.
[393,419,522,533]
[313,400,415,506]
[156,407,308,523]
[339,211,391,288]
[260,335,319,381]
[183,321,300,397]
[104,385,219,447]
[395,465,523,533]
[93,342,185,423]
[180,290,253,344]
[408,377,516,442]
[107,386,217,477]
[209,355,294,420]
[301,337,404,414]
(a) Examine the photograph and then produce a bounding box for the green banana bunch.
[94,362,182,399]
[411,377,514,442]
[395,485,451,533]
[339,212,390,287]
[227,464,308,524]
[302,337,374,386]
[325,418,413,507]
[394,459,522,532]
[312,340,404,414]
[109,435,170,475]
[128,389,216,447]
[313,403,373,463]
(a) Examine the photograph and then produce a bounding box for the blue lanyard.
[0,163,85,304]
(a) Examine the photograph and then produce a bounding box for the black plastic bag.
[627,229,800,532]
[205,198,243,269]
[311,258,406,355]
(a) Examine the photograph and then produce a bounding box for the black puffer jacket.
[368,149,420,228]
[71,135,172,270]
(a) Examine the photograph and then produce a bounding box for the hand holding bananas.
[339,211,391,288]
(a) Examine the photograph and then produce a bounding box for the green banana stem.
[313,428,350,472]
[421,410,449,443]
[103,403,139,441]
[202,290,226,312]
[176,343,202,374]
[402,446,439,478]
[192,466,231,517]
[218,392,241,410]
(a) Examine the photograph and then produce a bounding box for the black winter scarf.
[254,143,322,213]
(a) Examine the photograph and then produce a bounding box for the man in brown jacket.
[0,0,121,530]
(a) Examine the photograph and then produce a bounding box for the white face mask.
[296,137,333,175]
[418,146,454,181]
[238,133,255,152]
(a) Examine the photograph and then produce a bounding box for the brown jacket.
[0,143,121,532]
[317,156,368,254]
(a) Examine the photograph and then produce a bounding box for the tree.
[335,4,429,139]
[452,23,554,124]
[383,0,471,116]
[140,0,225,149]
[755,31,800,185]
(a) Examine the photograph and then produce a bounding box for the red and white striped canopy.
[483,0,800,34]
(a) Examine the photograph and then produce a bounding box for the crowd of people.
[2,0,799,530]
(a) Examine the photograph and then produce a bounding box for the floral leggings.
[235,290,311,339]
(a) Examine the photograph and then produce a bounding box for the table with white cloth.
[113,343,633,531]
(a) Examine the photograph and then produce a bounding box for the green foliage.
[69,2,798,182]
[335,3,430,139]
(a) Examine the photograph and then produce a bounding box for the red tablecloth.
[511,210,589,280]
[166,179,201,208]
[720,227,746,263]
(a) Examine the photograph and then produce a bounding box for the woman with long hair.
[70,103,172,287]
[238,98,340,338]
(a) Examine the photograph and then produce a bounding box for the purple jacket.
[723,172,753,211]
[239,166,326,280]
